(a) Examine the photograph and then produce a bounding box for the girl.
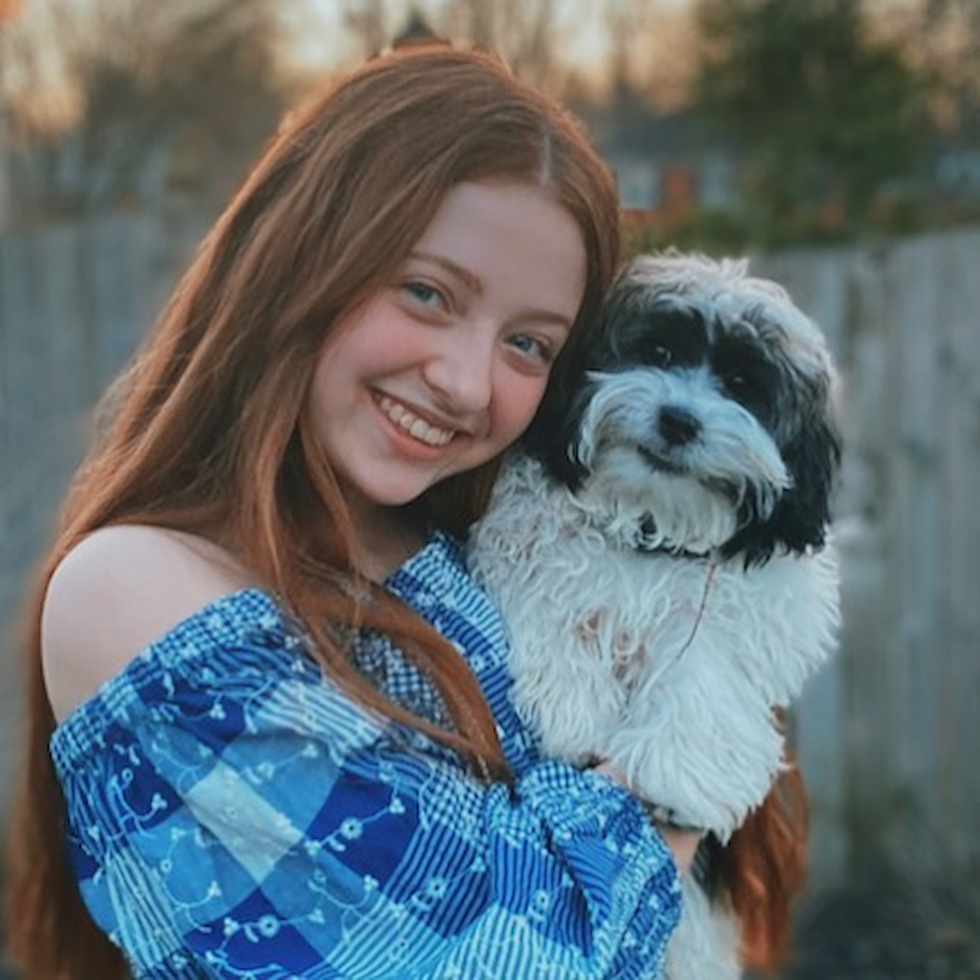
[6,43,701,978]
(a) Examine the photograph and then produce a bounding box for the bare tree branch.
[3,0,288,221]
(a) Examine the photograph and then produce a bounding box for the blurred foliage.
[921,0,980,143]
[623,194,980,258]
[687,0,939,241]
[2,0,980,249]
[0,0,289,221]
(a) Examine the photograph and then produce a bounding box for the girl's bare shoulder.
[42,524,259,721]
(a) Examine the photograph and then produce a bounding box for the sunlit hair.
[729,766,809,971]
[5,43,620,978]
[710,736,809,972]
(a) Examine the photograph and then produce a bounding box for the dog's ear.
[726,403,842,566]
[770,407,843,550]
[522,258,667,487]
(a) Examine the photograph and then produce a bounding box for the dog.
[468,253,842,979]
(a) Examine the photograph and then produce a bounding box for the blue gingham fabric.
[50,532,681,978]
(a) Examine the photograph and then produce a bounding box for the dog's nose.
[658,405,701,445]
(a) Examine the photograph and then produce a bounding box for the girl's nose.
[423,324,494,414]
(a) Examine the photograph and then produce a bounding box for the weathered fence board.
[759,232,980,894]
[0,211,205,829]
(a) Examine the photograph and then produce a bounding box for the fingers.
[655,823,704,875]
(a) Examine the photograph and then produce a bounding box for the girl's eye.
[508,333,556,365]
[402,281,444,310]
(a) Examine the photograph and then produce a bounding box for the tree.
[1,0,288,221]
[692,0,936,226]
[918,0,980,145]
[433,0,565,91]
[341,0,391,63]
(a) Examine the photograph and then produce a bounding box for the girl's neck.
[347,501,427,583]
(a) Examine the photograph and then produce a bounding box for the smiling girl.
[6,42,693,979]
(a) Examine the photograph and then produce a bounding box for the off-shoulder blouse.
[51,531,681,978]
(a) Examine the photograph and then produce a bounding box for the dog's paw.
[606,724,785,839]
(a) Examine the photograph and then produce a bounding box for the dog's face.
[525,255,842,564]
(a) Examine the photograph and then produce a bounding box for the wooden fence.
[758,236,980,898]
[1,213,978,903]
[0,210,205,820]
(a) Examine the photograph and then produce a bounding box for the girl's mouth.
[377,395,456,447]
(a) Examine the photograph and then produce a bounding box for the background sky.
[291,0,695,80]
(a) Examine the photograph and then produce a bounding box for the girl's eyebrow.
[410,252,484,294]
[410,251,576,330]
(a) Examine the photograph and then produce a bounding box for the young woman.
[5,43,703,979]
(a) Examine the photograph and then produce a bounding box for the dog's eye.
[723,370,765,409]
[651,344,672,368]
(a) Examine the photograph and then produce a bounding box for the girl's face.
[308,180,587,530]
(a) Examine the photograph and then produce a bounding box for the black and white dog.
[469,253,842,979]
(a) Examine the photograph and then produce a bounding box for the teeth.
[378,396,455,447]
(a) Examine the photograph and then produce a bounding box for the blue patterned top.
[50,532,681,978]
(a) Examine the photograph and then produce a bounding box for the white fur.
[472,452,838,836]
[666,880,741,980]
[468,254,841,980]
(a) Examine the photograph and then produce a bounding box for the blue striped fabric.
[50,532,681,978]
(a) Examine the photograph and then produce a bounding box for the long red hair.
[4,42,620,979]
[717,750,809,971]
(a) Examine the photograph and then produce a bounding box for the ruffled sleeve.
[51,589,681,979]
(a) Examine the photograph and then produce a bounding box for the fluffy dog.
[468,253,842,979]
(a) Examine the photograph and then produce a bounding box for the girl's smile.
[375,394,458,449]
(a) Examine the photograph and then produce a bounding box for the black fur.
[522,258,843,568]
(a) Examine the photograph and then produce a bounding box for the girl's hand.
[591,760,704,875]
[653,822,703,876]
